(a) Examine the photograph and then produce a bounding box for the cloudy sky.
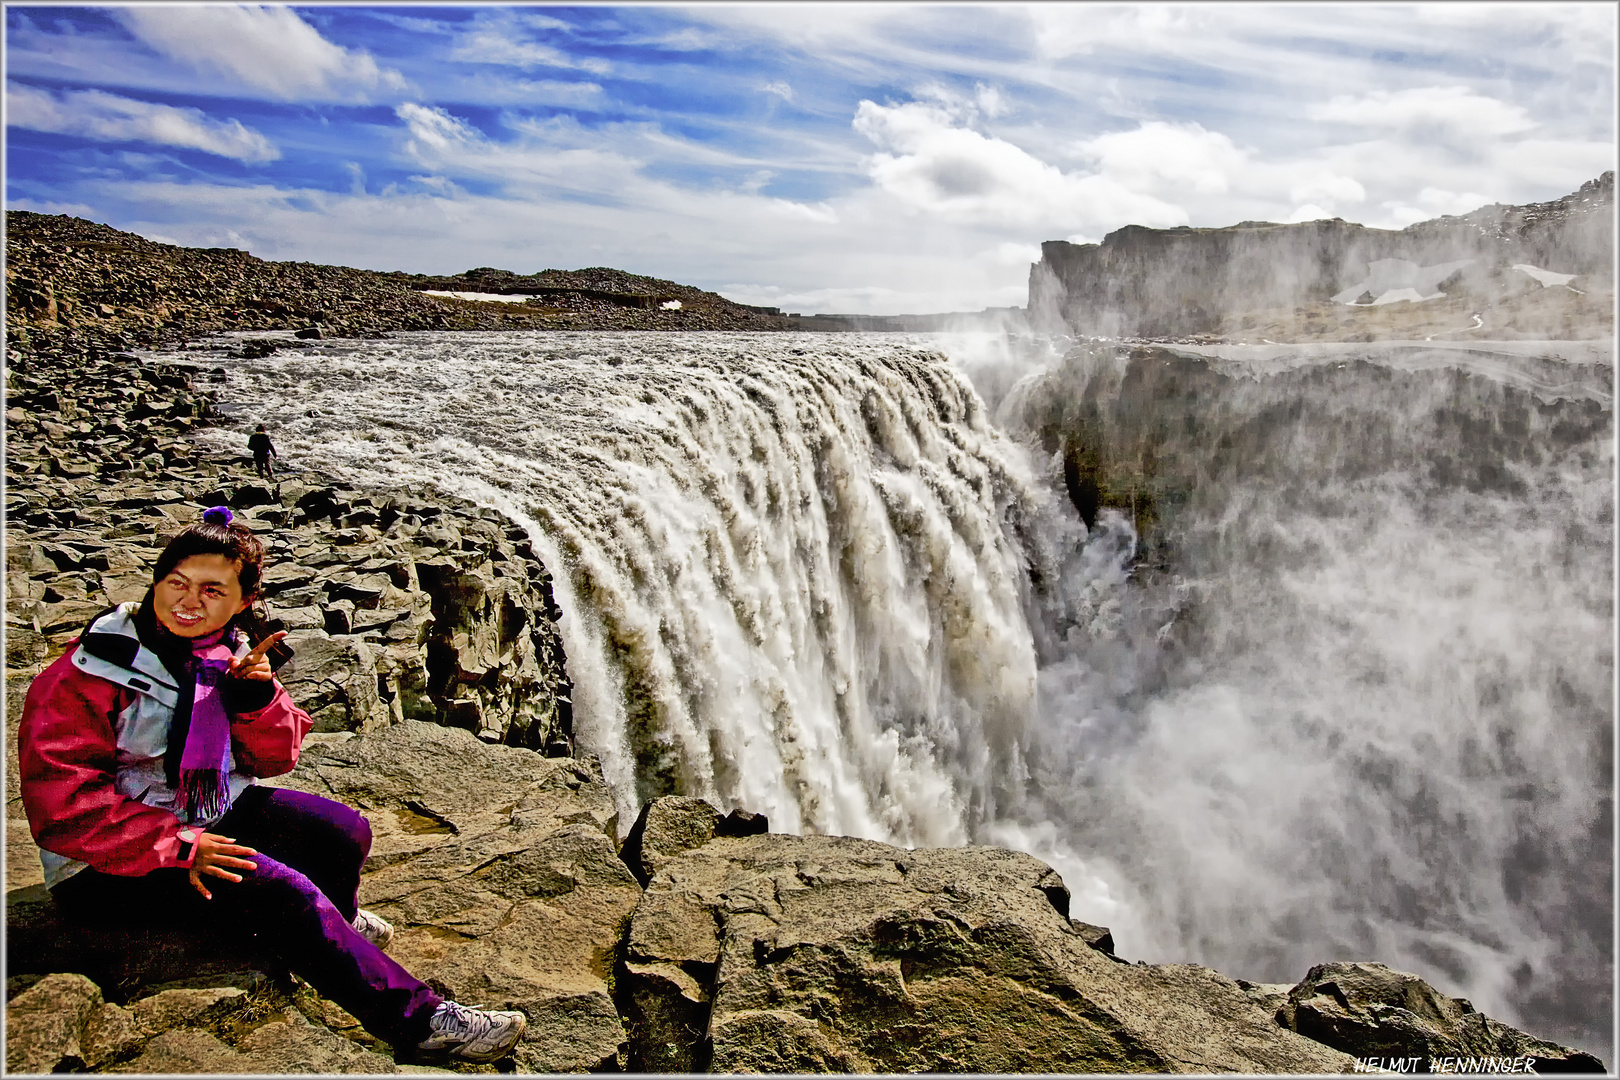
[6,4,1615,314]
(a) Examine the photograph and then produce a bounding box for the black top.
[248,432,275,456]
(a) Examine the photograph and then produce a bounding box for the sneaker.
[351,908,395,951]
[417,1000,528,1063]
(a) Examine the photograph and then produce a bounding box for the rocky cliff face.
[1028,173,1614,341]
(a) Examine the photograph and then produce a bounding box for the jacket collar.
[79,602,183,691]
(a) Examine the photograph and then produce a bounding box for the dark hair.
[150,507,271,641]
[152,506,266,597]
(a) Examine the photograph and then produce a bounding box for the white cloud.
[396,103,480,158]
[5,81,278,163]
[1284,204,1334,224]
[448,29,610,75]
[974,84,1010,119]
[394,103,838,219]
[1075,121,1247,196]
[449,31,573,69]
[765,198,838,224]
[117,6,406,102]
[985,240,1042,266]
[1312,86,1536,138]
[1288,171,1367,210]
[762,80,794,102]
[1379,185,1499,227]
[445,12,612,75]
[853,99,1187,229]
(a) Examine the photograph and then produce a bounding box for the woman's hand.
[227,631,289,682]
[188,832,259,900]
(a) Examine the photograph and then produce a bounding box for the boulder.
[619,796,772,887]
[271,721,639,1072]
[619,796,723,886]
[277,631,389,733]
[85,987,247,1068]
[6,971,103,1073]
[618,825,1354,1073]
[1278,961,1606,1071]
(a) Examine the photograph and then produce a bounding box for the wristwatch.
[177,828,198,863]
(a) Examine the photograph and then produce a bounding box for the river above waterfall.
[154,329,1612,1059]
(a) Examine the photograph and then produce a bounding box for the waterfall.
[191,332,1053,849]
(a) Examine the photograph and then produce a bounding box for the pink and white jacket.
[19,602,313,887]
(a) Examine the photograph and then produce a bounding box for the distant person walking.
[248,425,277,481]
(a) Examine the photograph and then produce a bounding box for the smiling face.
[153,554,251,639]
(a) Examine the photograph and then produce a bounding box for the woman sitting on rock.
[18,507,527,1064]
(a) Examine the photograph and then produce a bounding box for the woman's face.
[154,554,250,639]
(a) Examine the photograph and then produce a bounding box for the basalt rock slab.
[618,827,1354,1073]
[1277,962,1606,1072]
[619,795,773,887]
[273,720,640,1072]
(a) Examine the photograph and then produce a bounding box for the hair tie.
[202,506,234,526]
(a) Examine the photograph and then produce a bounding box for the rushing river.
[165,330,1612,1058]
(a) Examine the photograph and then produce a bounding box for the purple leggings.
[52,785,442,1047]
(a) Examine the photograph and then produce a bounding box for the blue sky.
[5,4,1616,314]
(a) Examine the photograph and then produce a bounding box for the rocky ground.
[9,757,1606,1073]
[4,211,797,345]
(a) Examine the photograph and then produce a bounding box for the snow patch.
[1512,264,1578,289]
[422,290,536,303]
[1332,258,1472,306]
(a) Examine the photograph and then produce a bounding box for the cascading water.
[171,328,1611,1059]
[188,333,1051,850]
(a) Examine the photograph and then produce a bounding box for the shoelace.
[438,1002,498,1040]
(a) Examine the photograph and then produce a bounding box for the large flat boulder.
[619,822,1353,1073]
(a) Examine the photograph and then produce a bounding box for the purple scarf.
[176,628,237,823]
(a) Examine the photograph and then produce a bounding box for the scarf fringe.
[177,768,230,824]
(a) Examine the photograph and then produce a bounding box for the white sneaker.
[351,908,394,951]
[416,1000,528,1063]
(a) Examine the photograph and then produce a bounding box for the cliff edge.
[1028,173,1613,342]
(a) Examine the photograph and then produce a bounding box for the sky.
[4,3,1616,315]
